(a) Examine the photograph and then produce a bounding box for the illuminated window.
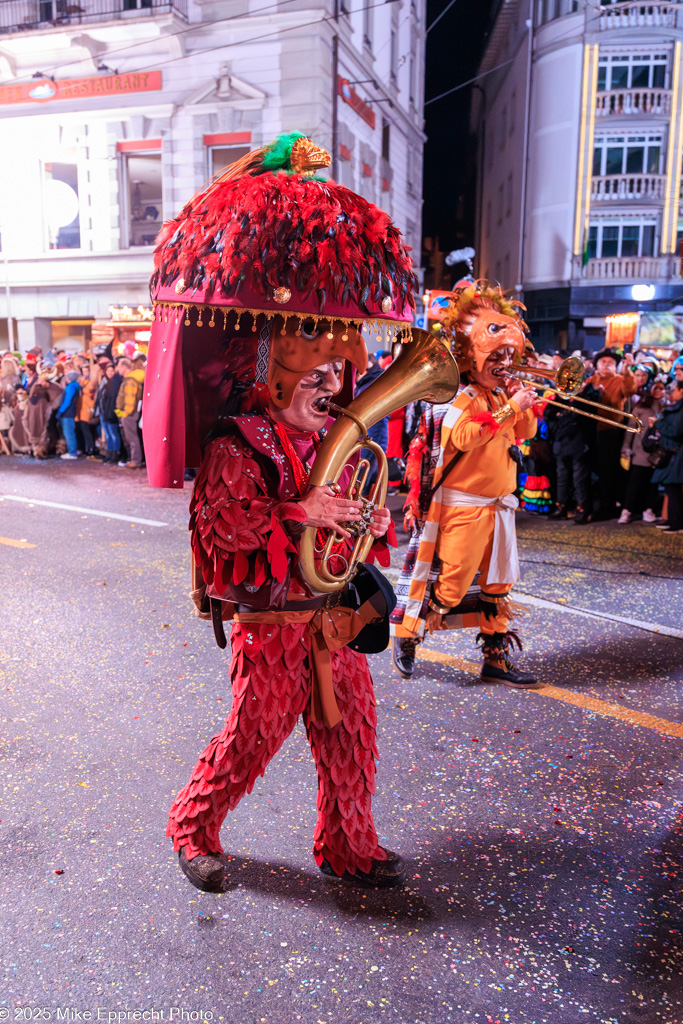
[44,160,80,250]
[124,152,162,248]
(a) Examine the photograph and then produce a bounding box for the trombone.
[496,356,642,434]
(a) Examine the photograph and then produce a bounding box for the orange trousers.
[433,505,513,634]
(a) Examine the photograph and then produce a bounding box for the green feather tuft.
[261,131,307,173]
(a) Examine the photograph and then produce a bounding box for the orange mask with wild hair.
[468,309,526,374]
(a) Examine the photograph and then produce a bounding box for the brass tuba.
[299,328,460,594]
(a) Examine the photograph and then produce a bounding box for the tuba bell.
[299,328,460,594]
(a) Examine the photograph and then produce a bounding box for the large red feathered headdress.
[143,132,418,487]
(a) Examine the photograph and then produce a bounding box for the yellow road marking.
[536,685,683,739]
[417,649,683,739]
[0,536,35,549]
[419,647,480,674]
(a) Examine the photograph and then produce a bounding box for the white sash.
[440,488,520,585]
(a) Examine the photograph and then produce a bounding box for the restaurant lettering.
[0,71,162,106]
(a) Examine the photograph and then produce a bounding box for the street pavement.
[0,457,682,1024]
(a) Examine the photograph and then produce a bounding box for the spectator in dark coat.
[99,361,126,463]
[546,380,601,524]
[651,381,683,533]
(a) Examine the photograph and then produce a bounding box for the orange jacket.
[587,371,636,430]
[76,379,97,423]
[440,384,537,497]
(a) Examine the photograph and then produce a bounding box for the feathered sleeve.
[189,433,306,598]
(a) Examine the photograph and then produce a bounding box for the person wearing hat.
[588,348,636,519]
[21,354,38,392]
[146,133,418,893]
[56,369,82,459]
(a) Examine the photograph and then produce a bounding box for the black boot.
[573,507,591,525]
[477,631,538,689]
[319,849,405,888]
[178,848,227,892]
[549,503,567,520]
[392,636,418,678]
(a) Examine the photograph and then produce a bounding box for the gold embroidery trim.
[151,301,414,343]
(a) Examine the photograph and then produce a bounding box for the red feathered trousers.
[166,621,385,877]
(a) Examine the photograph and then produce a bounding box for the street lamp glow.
[45,180,79,231]
[631,284,655,301]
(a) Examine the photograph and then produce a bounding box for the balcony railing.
[0,0,187,33]
[598,1,683,30]
[596,87,672,117]
[591,173,666,202]
[573,254,681,281]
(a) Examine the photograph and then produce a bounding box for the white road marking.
[515,591,683,641]
[386,563,683,641]
[0,495,168,528]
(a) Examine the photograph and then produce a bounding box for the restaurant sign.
[0,71,162,106]
[337,76,376,130]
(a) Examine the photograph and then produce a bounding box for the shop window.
[50,320,93,353]
[209,144,251,178]
[124,152,162,248]
[44,161,80,250]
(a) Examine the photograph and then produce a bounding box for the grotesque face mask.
[269,360,345,434]
[468,309,526,374]
[267,317,367,408]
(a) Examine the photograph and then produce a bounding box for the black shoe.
[480,657,538,689]
[178,848,227,893]
[573,507,592,525]
[392,636,418,678]
[548,503,567,519]
[319,849,405,889]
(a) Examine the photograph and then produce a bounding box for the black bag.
[641,424,672,469]
[341,563,397,654]
[641,424,660,453]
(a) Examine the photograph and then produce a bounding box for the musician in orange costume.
[144,133,417,892]
[392,282,542,686]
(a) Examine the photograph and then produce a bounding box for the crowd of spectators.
[2,338,683,534]
[0,344,146,468]
[520,346,683,534]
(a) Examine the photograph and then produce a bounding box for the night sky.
[422,0,498,270]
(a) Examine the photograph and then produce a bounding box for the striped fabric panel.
[398,392,469,637]
[390,398,460,636]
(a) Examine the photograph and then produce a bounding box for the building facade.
[473,0,683,351]
[0,0,426,354]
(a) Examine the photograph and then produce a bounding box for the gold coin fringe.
[152,301,414,345]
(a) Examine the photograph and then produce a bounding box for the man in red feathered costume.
[147,133,417,893]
